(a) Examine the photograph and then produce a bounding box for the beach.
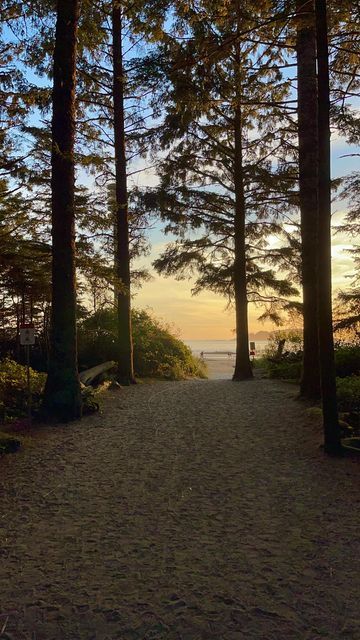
[185,339,266,380]
[203,355,237,379]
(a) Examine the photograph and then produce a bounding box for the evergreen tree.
[42,0,82,421]
[296,0,321,399]
[112,1,135,384]
[315,0,342,454]
[143,0,299,377]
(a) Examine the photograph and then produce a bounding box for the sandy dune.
[0,378,359,639]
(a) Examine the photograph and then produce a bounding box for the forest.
[1,2,360,637]
[0,0,359,456]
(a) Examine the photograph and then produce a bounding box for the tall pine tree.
[315,0,342,454]
[42,0,82,421]
[112,1,135,384]
[296,0,321,399]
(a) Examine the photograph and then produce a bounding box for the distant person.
[200,351,204,359]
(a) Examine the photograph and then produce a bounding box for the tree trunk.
[296,0,321,399]
[112,1,135,385]
[43,0,82,422]
[233,103,253,381]
[15,301,20,361]
[315,0,342,454]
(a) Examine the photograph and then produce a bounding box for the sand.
[0,377,359,640]
[205,356,236,380]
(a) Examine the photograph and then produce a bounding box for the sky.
[3,17,359,342]
[132,220,355,340]
[130,138,359,341]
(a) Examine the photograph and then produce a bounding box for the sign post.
[20,323,35,425]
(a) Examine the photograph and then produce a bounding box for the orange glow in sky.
[134,211,353,340]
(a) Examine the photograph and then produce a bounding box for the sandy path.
[0,379,359,640]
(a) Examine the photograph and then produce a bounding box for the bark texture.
[233,103,253,381]
[296,0,321,399]
[315,0,342,454]
[112,1,135,385]
[43,0,82,422]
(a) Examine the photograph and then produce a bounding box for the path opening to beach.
[1,378,359,639]
[205,355,236,379]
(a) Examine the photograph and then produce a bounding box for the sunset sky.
[131,137,359,341]
[133,217,354,340]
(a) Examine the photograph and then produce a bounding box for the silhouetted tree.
[296,0,321,399]
[42,0,82,421]
[112,0,135,384]
[315,0,341,454]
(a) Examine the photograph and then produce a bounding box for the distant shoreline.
[185,339,268,363]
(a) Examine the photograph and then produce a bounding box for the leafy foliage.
[265,329,303,356]
[78,308,207,380]
[141,0,300,323]
[263,358,302,381]
[0,358,46,421]
[336,376,360,412]
[262,335,360,391]
[334,345,360,378]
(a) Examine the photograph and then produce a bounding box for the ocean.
[184,339,269,358]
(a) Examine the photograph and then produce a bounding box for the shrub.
[265,360,302,381]
[265,329,303,359]
[260,329,302,381]
[0,358,46,421]
[78,308,207,380]
[336,376,360,411]
[334,345,360,378]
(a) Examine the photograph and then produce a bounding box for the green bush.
[260,329,303,381]
[265,329,303,359]
[0,358,46,421]
[335,345,360,378]
[336,376,360,411]
[265,360,302,381]
[78,308,207,380]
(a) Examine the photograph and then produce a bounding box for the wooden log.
[79,361,116,386]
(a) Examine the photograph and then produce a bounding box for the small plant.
[0,358,46,422]
[81,384,100,414]
[265,329,303,360]
[334,344,360,378]
[336,376,360,412]
[265,360,302,381]
[260,329,303,380]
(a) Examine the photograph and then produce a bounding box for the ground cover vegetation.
[260,330,360,439]
[0,0,359,453]
[0,309,205,428]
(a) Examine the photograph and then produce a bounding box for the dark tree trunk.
[43,0,82,422]
[296,0,321,400]
[21,291,25,324]
[112,1,135,385]
[315,0,342,454]
[16,302,20,361]
[233,104,253,381]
